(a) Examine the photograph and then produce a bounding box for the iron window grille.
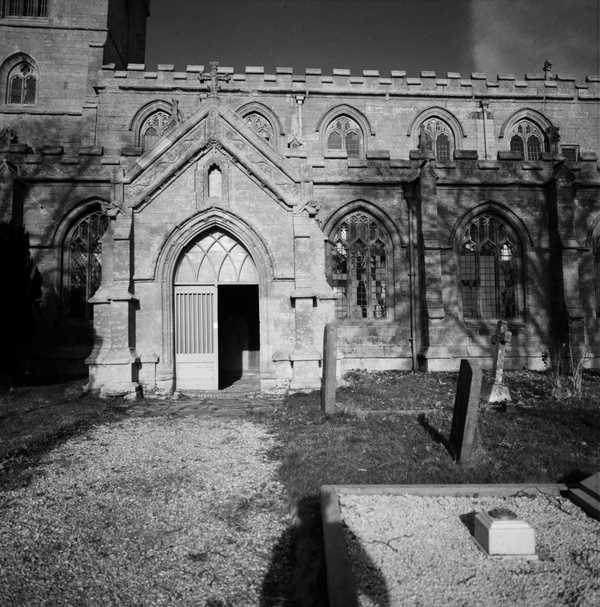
[2,0,48,17]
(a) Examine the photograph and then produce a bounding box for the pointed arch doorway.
[174,230,260,391]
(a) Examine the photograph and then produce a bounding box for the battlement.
[98,64,600,100]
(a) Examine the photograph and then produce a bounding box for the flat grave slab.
[321,483,600,607]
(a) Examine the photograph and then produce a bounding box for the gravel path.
[341,493,600,607]
[0,416,290,606]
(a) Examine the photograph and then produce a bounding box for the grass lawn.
[258,369,600,503]
[1,370,599,606]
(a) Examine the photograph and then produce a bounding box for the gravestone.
[321,322,337,415]
[449,359,482,463]
[489,321,512,403]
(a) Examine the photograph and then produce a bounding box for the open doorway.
[218,284,259,390]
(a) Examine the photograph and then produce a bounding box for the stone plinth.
[474,511,536,558]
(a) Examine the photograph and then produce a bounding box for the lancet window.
[328,211,391,320]
[459,214,521,320]
[63,210,109,320]
[140,110,173,151]
[418,118,454,162]
[6,61,36,104]
[244,112,274,144]
[509,120,545,160]
[325,116,362,158]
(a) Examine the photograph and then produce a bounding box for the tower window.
[328,211,391,320]
[459,214,521,320]
[325,116,362,158]
[6,61,36,104]
[2,0,48,17]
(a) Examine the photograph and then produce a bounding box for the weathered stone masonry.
[1,1,600,393]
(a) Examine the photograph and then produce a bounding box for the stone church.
[1,0,600,395]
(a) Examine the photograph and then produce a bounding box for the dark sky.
[145,0,600,79]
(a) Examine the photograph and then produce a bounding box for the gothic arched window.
[325,116,362,158]
[328,211,391,320]
[6,61,37,104]
[509,120,545,160]
[244,112,274,145]
[459,214,521,320]
[63,209,109,320]
[419,118,455,162]
[140,110,173,151]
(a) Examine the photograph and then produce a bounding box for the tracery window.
[418,118,454,162]
[328,211,391,320]
[244,112,274,144]
[459,214,521,320]
[2,0,48,17]
[325,116,362,158]
[509,120,545,160]
[6,61,36,104]
[63,210,109,320]
[140,110,173,151]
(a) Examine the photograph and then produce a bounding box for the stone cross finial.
[543,59,553,80]
[198,61,231,97]
[489,320,512,403]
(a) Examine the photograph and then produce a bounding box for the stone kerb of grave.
[489,320,512,404]
[449,359,482,464]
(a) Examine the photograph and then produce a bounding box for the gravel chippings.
[340,493,600,607]
[0,417,289,606]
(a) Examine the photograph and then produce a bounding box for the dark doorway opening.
[218,284,260,390]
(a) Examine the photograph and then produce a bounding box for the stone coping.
[320,483,569,607]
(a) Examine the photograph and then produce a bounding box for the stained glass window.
[244,112,274,144]
[65,210,109,320]
[328,212,391,320]
[459,214,520,320]
[140,110,173,151]
[6,61,36,104]
[509,120,545,161]
[325,116,362,158]
[419,118,454,162]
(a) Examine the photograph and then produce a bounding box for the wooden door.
[174,285,218,390]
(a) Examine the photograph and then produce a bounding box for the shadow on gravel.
[0,386,130,492]
[261,495,328,607]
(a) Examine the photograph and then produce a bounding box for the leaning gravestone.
[488,320,512,403]
[449,359,482,463]
[321,322,337,415]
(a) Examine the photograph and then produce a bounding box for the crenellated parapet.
[97,64,600,101]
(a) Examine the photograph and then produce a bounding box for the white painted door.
[174,285,218,390]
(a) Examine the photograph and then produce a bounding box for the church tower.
[0,0,150,146]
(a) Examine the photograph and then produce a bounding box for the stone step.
[568,488,600,520]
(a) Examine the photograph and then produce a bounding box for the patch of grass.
[259,370,600,501]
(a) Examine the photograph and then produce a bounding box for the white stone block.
[474,511,536,557]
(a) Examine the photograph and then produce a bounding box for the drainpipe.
[479,99,489,160]
[407,195,418,371]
